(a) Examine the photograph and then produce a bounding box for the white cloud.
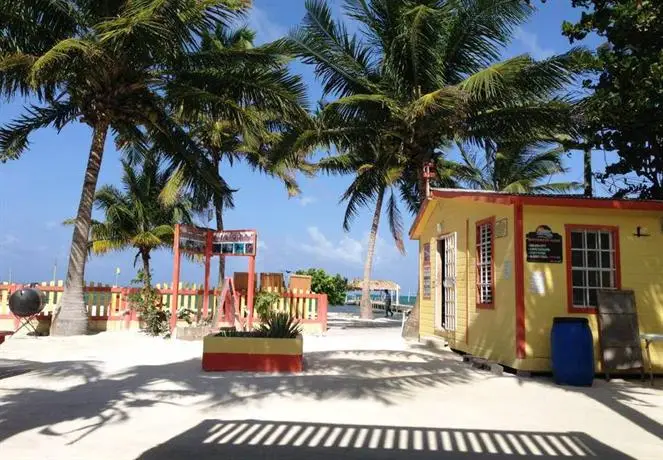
[298,196,317,207]
[300,226,364,265]
[246,6,287,43]
[298,226,404,267]
[514,27,555,60]
[258,239,268,250]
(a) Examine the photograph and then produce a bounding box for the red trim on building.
[475,216,496,310]
[564,224,622,314]
[514,202,526,359]
[202,352,303,372]
[465,218,470,346]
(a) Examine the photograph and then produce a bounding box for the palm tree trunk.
[141,250,152,290]
[359,189,384,319]
[215,195,225,287]
[51,120,110,336]
[584,147,592,197]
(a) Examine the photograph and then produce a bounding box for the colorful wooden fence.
[0,280,328,334]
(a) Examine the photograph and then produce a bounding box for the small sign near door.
[423,243,431,299]
[526,225,563,263]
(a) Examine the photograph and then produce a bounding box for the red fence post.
[319,294,328,332]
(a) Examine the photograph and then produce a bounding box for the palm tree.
[452,141,581,193]
[288,0,584,329]
[0,1,293,335]
[171,25,311,286]
[318,139,407,318]
[89,153,192,290]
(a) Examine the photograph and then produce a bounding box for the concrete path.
[0,329,662,459]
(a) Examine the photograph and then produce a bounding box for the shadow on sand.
[0,349,475,444]
[137,419,631,459]
[0,345,658,459]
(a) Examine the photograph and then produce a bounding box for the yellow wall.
[522,205,663,372]
[417,197,517,365]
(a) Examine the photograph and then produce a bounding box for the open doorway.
[437,233,457,331]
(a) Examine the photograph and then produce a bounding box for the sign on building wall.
[212,230,257,256]
[495,217,508,238]
[179,225,208,255]
[526,225,563,263]
[423,243,431,299]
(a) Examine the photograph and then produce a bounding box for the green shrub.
[254,290,281,319]
[129,270,170,337]
[295,268,347,305]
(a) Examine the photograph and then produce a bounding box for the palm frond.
[385,188,405,254]
[0,102,78,161]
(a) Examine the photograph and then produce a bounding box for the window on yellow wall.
[476,217,495,308]
[566,226,621,312]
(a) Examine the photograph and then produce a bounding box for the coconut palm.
[89,152,192,290]
[288,0,584,324]
[452,141,581,193]
[0,1,299,335]
[318,137,408,318]
[171,25,311,286]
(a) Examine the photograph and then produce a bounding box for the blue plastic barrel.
[550,317,594,386]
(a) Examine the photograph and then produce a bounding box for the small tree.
[295,268,348,306]
[89,152,192,290]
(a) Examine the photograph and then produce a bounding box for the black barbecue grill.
[8,285,47,336]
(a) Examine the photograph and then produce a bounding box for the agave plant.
[258,312,302,339]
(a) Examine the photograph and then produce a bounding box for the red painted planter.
[202,335,303,373]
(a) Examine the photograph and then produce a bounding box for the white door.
[439,233,457,331]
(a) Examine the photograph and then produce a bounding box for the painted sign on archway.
[171,225,258,330]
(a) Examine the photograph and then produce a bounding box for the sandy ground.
[1,326,662,460]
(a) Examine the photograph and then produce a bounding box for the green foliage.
[289,0,585,219]
[86,151,192,289]
[258,312,302,339]
[169,24,313,249]
[562,1,663,198]
[128,271,170,337]
[177,308,196,326]
[213,313,302,338]
[254,290,281,319]
[295,268,348,306]
[452,141,581,193]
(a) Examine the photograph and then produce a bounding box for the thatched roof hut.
[347,279,401,291]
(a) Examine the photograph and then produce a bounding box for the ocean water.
[334,294,416,314]
[343,294,416,306]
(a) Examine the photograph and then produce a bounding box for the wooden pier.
[345,298,413,313]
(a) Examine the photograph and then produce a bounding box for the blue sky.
[0,0,602,293]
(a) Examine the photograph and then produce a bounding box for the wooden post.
[203,230,212,318]
[247,255,256,329]
[170,224,181,331]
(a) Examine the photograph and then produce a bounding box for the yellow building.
[410,189,663,373]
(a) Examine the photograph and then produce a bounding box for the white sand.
[0,328,662,459]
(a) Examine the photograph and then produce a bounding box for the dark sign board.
[212,230,257,256]
[526,225,563,263]
[179,225,208,255]
[423,243,431,299]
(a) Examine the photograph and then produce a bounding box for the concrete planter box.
[202,335,303,372]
